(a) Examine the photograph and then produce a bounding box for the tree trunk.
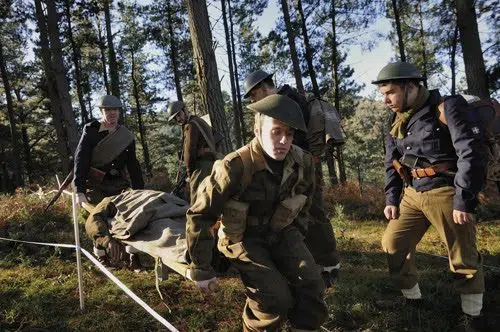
[221,0,242,147]
[45,0,79,153]
[131,51,152,177]
[279,0,305,94]
[13,90,33,183]
[417,1,428,87]
[450,20,458,95]
[165,0,184,102]
[455,0,489,98]
[391,0,406,62]
[186,0,232,153]
[103,0,121,100]
[357,163,363,196]
[330,0,340,111]
[34,0,75,173]
[336,146,346,183]
[0,40,23,187]
[228,0,246,142]
[95,15,110,94]
[296,0,320,97]
[64,0,89,124]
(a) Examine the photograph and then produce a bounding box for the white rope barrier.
[71,191,85,310]
[0,236,179,332]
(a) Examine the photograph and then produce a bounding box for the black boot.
[129,253,143,273]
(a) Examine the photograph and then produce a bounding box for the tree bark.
[103,0,121,100]
[165,0,184,102]
[450,20,458,95]
[228,0,246,142]
[13,90,33,183]
[297,0,320,97]
[391,0,406,62]
[45,0,79,153]
[131,51,152,177]
[279,0,305,94]
[326,145,338,185]
[186,0,232,153]
[64,0,89,124]
[95,15,110,94]
[0,40,23,187]
[417,1,428,87]
[455,0,489,98]
[221,0,242,147]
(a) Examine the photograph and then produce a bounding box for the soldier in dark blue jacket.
[373,62,487,331]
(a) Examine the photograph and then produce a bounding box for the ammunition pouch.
[392,159,412,185]
[269,194,307,232]
[219,199,249,244]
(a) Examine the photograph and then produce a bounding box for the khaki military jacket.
[186,138,315,280]
[183,115,213,176]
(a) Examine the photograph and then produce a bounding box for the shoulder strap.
[234,145,254,199]
[190,116,223,159]
[90,126,135,167]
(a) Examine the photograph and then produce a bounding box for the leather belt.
[197,147,212,156]
[410,162,456,178]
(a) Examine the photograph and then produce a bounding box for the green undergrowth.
[0,191,499,331]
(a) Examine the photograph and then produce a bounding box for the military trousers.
[304,162,339,267]
[85,177,130,205]
[188,158,214,204]
[219,226,327,331]
[381,186,484,294]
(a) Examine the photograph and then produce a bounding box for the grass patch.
[0,191,499,331]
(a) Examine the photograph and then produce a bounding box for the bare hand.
[453,210,475,225]
[384,205,399,220]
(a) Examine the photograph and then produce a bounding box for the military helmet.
[372,62,423,84]
[247,94,307,132]
[167,101,185,122]
[243,70,274,99]
[98,95,123,109]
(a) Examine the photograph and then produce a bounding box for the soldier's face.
[256,116,294,161]
[101,108,120,124]
[174,111,186,125]
[379,83,418,112]
[249,87,271,103]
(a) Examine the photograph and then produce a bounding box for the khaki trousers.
[188,158,214,204]
[381,186,484,294]
[305,162,339,267]
[219,226,327,331]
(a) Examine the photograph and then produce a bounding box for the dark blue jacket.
[385,90,488,212]
[73,121,144,193]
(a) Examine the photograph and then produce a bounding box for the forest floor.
[0,191,499,331]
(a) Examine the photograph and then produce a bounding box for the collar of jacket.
[406,89,441,129]
[248,137,305,174]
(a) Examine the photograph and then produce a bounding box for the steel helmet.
[372,62,423,84]
[247,94,307,132]
[167,101,185,122]
[98,95,123,108]
[243,70,274,99]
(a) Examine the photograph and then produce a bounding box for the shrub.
[324,181,386,221]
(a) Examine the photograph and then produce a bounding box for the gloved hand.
[75,192,88,206]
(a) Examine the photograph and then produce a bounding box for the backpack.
[437,95,500,181]
[307,98,347,156]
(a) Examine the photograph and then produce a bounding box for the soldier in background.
[167,101,219,204]
[374,62,487,331]
[243,70,340,286]
[186,95,327,331]
[73,94,144,267]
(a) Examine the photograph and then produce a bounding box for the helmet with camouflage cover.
[98,95,123,109]
[244,70,274,99]
[247,94,307,132]
[372,62,423,84]
[167,101,185,122]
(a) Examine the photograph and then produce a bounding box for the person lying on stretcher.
[85,189,229,273]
